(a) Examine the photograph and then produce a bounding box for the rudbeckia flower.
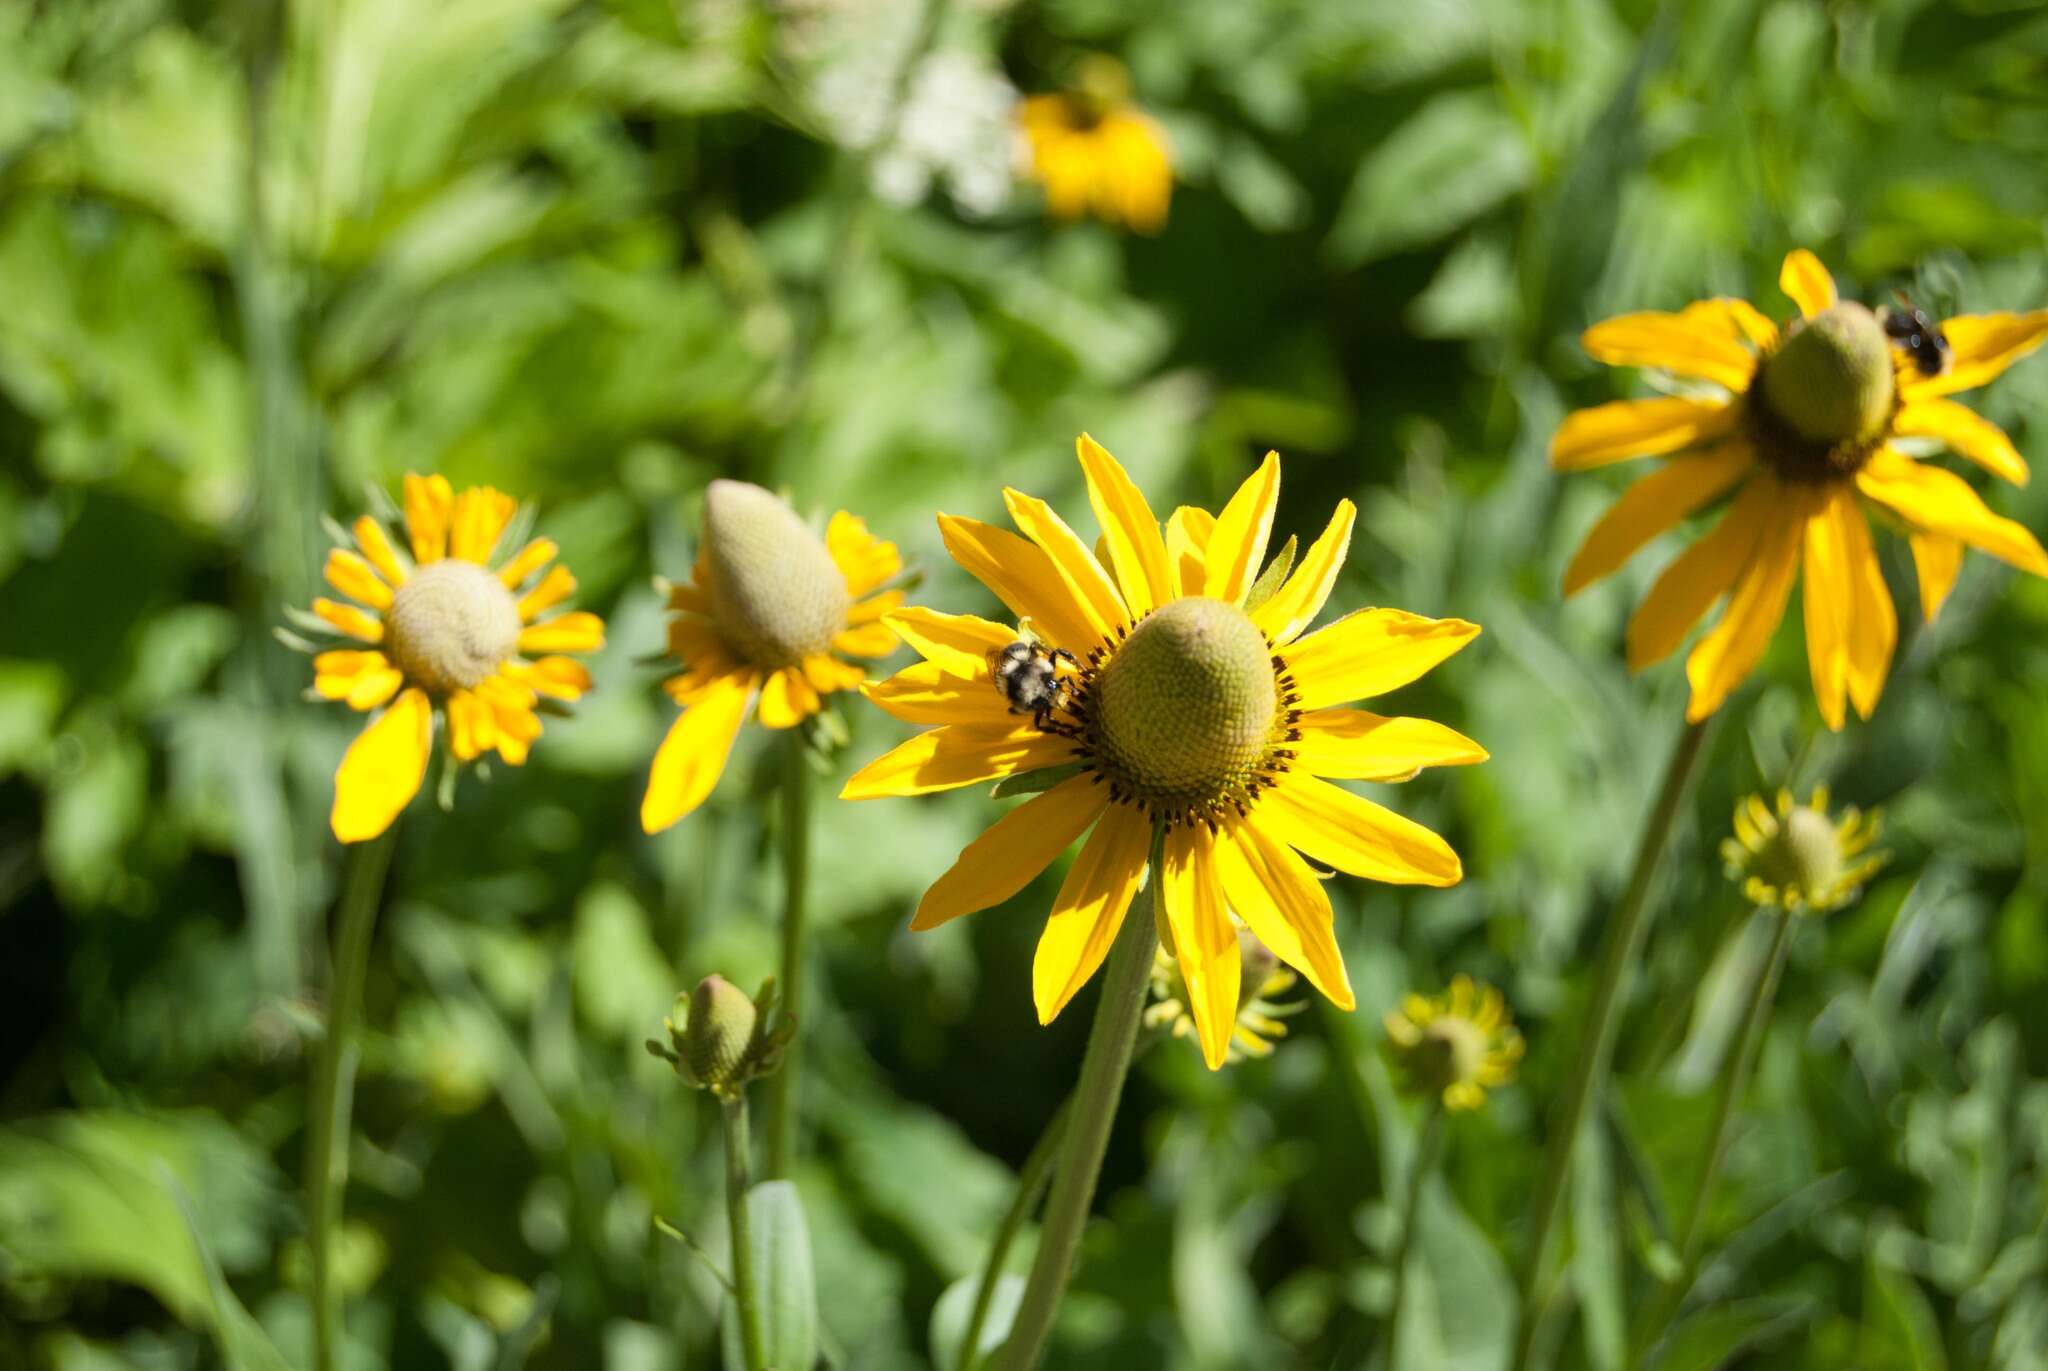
[1555,249,2048,728]
[1018,56,1172,233]
[641,481,902,833]
[843,437,1485,1069]
[299,475,603,843]
[1384,975,1523,1112]
[1722,786,1886,915]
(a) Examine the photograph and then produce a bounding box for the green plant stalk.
[1629,908,1794,1366]
[957,1096,1074,1371]
[305,826,399,1371]
[723,1094,768,1371]
[764,735,811,1180]
[993,834,1164,1371]
[1386,1100,1445,1366]
[1510,717,1709,1371]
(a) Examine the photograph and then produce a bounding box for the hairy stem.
[764,734,811,1180]
[723,1094,767,1370]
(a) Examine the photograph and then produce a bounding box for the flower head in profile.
[1385,975,1523,1112]
[641,481,901,833]
[1722,786,1886,915]
[1146,925,1302,1064]
[843,436,1486,1070]
[1018,56,1171,233]
[1555,249,2048,728]
[295,475,603,843]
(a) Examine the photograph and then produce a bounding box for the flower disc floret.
[704,479,852,668]
[383,561,524,694]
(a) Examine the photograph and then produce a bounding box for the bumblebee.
[1882,294,1952,378]
[988,639,1081,731]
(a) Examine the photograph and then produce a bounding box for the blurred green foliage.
[4,0,2048,1368]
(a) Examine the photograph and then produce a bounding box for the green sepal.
[990,761,1083,799]
[1243,534,1298,612]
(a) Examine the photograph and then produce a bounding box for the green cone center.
[1758,805,1843,897]
[384,560,522,694]
[1757,302,1895,449]
[1088,597,1277,810]
[703,480,849,669]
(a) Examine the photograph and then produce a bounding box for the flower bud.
[703,481,849,669]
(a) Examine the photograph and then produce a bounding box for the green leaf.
[1571,1116,1625,1371]
[164,1172,295,1371]
[1242,536,1297,614]
[721,1180,817,1371]
[928,1273,1023,1371]
[1326,90,1534,267]
[1651,1296,1812,1371]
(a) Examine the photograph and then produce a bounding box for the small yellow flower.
[1018,57,1171,233]
[1554,249,2048,729]
[1384,975,1523,1112]
[298,475,603,843]
[1146,925,1302,1064]
[1722,785,1886,914]
[843,436,1486,1070]
[641,481,902,832]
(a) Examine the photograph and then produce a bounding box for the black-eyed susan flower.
[1722,786,1886,914]
[1555,249,2048,729]
[1384,975,1523,1112]
[641,481,902,833]
[1146,926,1302,1064]
[1017,57,1171,234]
[842,436,1485,1070]
[297,475,603,844]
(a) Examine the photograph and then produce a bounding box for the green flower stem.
[764,734,811,1180]
[1511,717,1709,1371]
[723,1094,768,1371]
[1386,1100,1446,1367]
[958,1095,1073,1371]
[1629,908,1794,1365]
[305,825,399,1371]
[993,833,1164,1371]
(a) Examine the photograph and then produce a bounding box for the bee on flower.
[1722,786,1887,915]
[290,475,604,843]
[1017,56,1172,234]
[1384,975,1524,1113]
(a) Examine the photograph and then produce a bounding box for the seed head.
[383,561,523,694]
[702,480,849,669]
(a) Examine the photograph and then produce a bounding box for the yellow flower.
[1384,975,1523,1112]
[641,481,902,833]
[1555,249,2048,729]
[842,436,1486,1070]
[299,474,604,844]
[1018,57,1171,233]
[1722,785,1886,914]
[1146,925,1302,1064]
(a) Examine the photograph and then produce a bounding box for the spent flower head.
[843,435,1486,1070]
[641,481,902,832]
[289,474,603,842]
[646,975,795,1098]
[1722,785,1886,914]
[1017,56,1172,233]
[1553,249,2048,728]
[1385,975,1524,1112]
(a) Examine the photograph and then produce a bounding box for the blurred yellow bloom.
[843,436,1485,1070]
[1384,975,1523,1112]
[641,481,902,833]
[1018,58,1171,233]
[1146,925,1302,1064]
[300,475,603,844]
[1722,786,1886,914]
[1555,249,2048,728]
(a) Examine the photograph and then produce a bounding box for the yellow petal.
[938,514,1106,654]
[1164,505,1214,598]
[1032,803,1151,1024]
[1902,309,2048,399]
[1581,310,1757,391]
[404,473,453,564]
[884,606,1015,677]
[1002,488,1130,639]
[1683,487,1810,722]
[1625,475,1773,670]
[1160,823,1240,1071]
[344,666,402,712]
[756,666,821,729]
[449,486,517,564]
[863,662,1017,726]
[1779,248,1837,319]
[1203,451,1280,603]
[1891,399,2029,486]
[312,650,387,700]
[1837,492,1895,721]
[313,597,384,643]
[641,671,755,833]
[847,590,906,625]
[802,653,866,694]
[517,565,576,622]
[1291,709,1488,780]
[832,621,898,658]
[445,689,488,761]
[331,688,432,843]
[1908,531,1964,623]
[1076,434,1173,618]
[1800,485,1854,732]
[1564,444,1754,595]
[1705,297,1779,349]
[1856,448,2048,577]
[352,516,409,585]
[910,774,1110,931]
[1280,608,1480,711]
[1550,398,1738,472]
[1212,815,1354,1010]
[840,724,1076,799]
[828,511,902,596]
[518,611,606,654]
[1250,500,1356,646]
[496,537,557,589]
[1259,773,1463,887]
[505,655,591,701]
